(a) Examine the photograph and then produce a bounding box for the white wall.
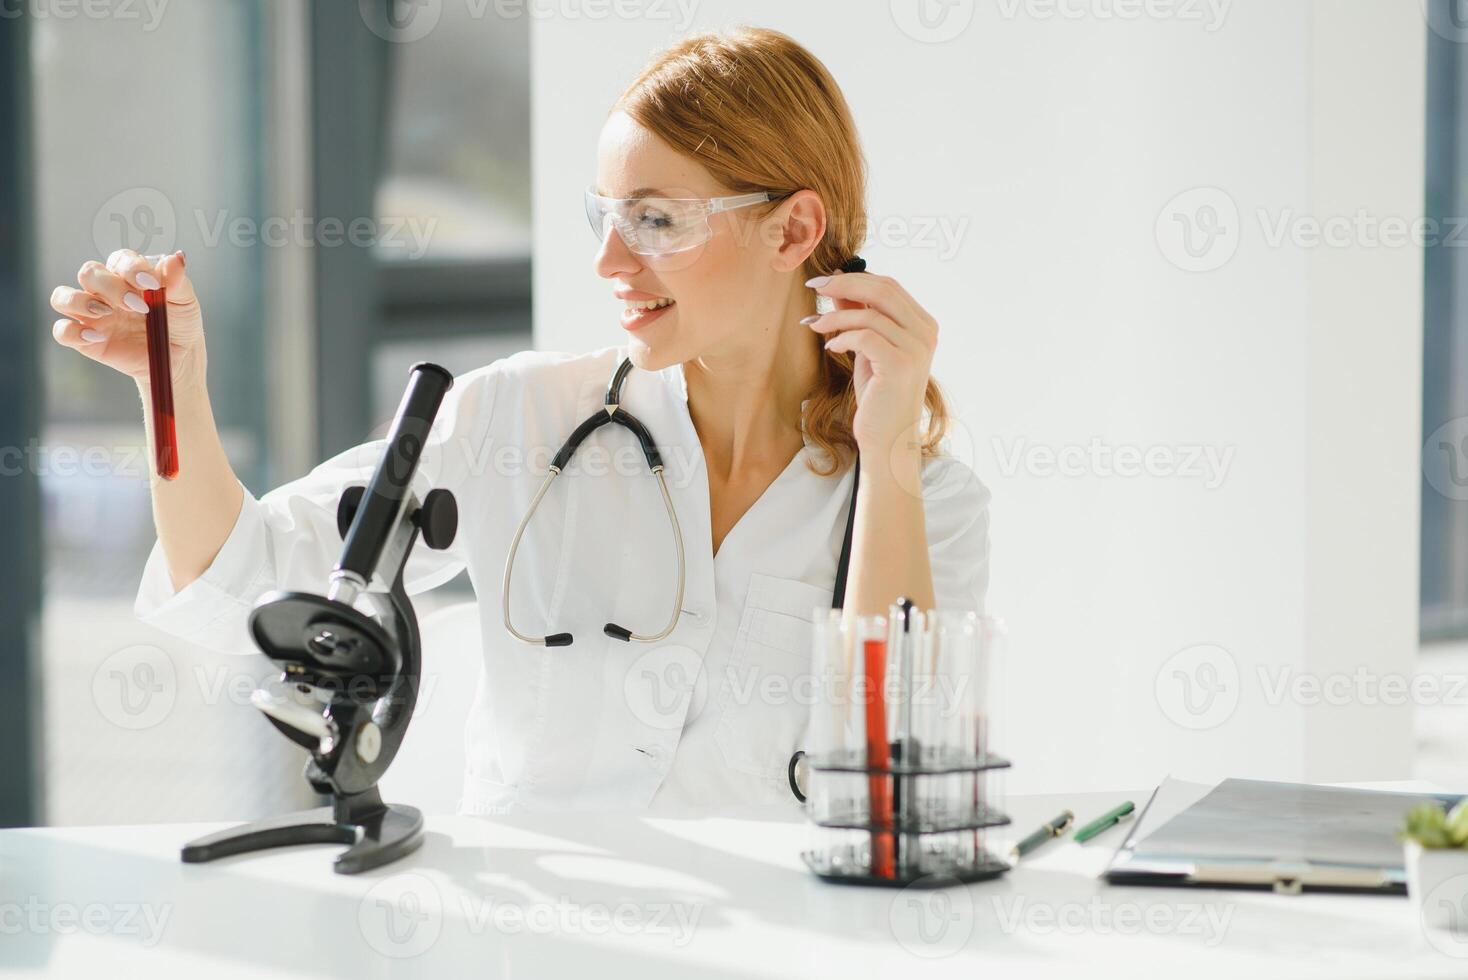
[1303,5,1424,782]
[531,0,1424,794]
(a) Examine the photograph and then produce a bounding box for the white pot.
[1404,838,1468,931]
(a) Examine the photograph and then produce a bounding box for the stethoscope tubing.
[501,356,857,651]
[501,358,686,646]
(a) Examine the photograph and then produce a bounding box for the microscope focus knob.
[356,721,382,764]
[337,485,367,540]
[419,488,458,551]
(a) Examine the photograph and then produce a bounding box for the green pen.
[1072,800,1136,843]
[1009,810,1074,861]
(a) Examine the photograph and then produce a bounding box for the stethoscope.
[500,355,861,647]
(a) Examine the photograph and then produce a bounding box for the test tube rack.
[800,751,1013,887]
[799,604,1011,887]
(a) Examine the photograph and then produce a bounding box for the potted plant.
[1401,800,1468,930]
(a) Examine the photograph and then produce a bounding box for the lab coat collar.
[663,358,690,404]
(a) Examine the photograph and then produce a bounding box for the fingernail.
[123,292,149,314]
[86,300,110,317]
[175,249,187,268]
[135,271,161,290]
[805,276,831,288]
[799,314,821,326]
[80,328,105,343]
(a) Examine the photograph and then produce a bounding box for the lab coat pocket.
[715,572,831,781]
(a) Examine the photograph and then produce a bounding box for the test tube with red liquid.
[142,278,179,480]
[862,631,894,879]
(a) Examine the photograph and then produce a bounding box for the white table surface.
[2,789,1465,979]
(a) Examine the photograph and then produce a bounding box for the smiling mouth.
[620,297,676,331]
[623,297,675,314]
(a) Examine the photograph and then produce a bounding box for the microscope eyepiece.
[336,363,455,587]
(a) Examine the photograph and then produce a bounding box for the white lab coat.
[134,346,990,814]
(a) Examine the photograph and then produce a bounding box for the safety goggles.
[584,188,773,257]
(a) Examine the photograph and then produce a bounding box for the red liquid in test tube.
[143,287,179,480]
[863,637,894,879]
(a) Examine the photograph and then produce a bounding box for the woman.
[47,27,989,813]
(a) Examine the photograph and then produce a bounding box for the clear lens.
[585,191,713,256]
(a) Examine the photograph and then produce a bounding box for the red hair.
[615,27,949,473]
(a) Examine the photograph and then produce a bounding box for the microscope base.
[180,790,424,875]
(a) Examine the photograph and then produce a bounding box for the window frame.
[1,8,42,827]
[1422,8,1468,641]
[310,2,530,456]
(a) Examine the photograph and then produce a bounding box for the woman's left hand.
[804,271,939,475]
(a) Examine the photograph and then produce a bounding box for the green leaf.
[1446,800,1468,847]
[1403,802,1454,849]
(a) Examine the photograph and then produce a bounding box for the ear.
[769,189,826,273]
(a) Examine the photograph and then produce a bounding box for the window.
[377,3,531,262]
[316,2,532,449]
[31,2,304,824]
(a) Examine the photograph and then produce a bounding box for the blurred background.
[1,0,1466,827]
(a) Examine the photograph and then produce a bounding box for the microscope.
[181,363,459,874]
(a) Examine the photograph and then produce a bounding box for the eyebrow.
[595,186,671,200]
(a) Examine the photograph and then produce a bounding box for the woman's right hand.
[49,248,205,390]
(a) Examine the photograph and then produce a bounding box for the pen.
[1073,801,1136,843]
[1009,809,1075,861]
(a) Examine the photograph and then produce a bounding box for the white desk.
[2,791,1464,979]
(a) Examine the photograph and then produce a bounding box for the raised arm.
[49,248,244,592]
[803,270,948,614]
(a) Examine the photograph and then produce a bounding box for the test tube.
[921,611,976,868]
[920,610,963,871]
[809,611,851,823]
[858,614,894,879]
[913,610,946,830]
[141,267,178,480]
[939,613,975,829]
[889,600,920,878]
[842,612,871,830]
[818,611,855,765]
[980,615,1008,861]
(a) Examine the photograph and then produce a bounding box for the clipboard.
[1104,777,1462,895]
